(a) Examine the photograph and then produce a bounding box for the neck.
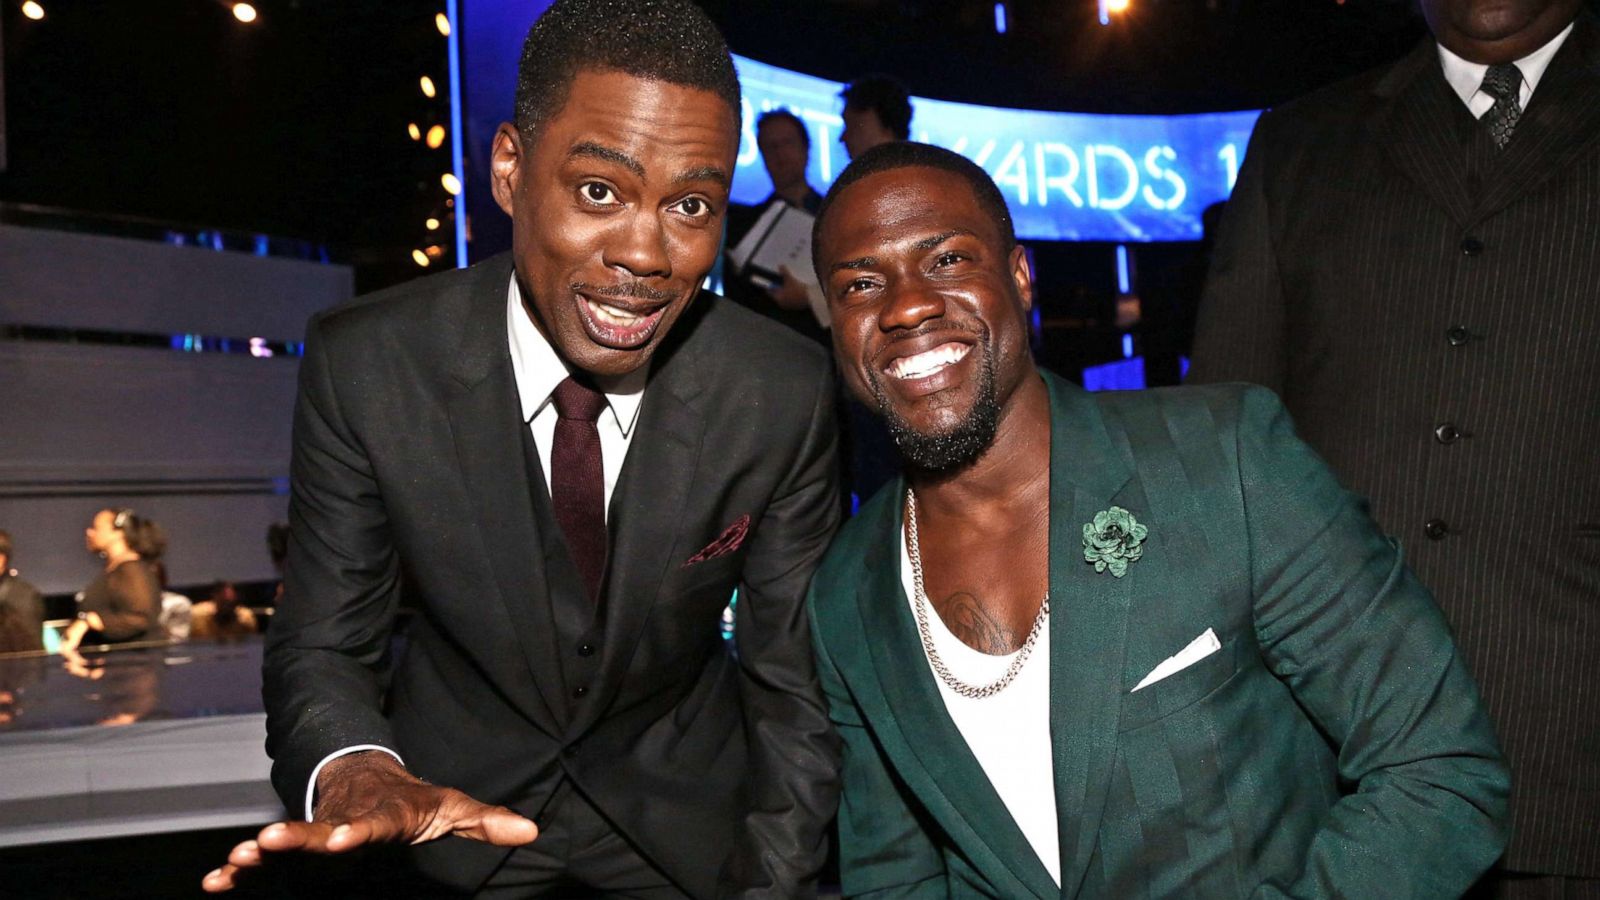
[908,370,1051,519]
[773,180,813,208]
[104,546,139,570]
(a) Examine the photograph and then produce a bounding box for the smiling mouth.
[885,342,972,381]
[576,293,668,349]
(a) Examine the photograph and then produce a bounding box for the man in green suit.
[806,141,1510,899]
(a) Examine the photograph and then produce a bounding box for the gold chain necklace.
[904,488,1049,700]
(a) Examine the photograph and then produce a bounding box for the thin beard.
[868,325,1002,473]
[571,281,675,302]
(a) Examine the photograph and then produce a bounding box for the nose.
[604,210,671,279]
[878,281,946,333]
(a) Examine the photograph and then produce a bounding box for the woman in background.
[61,508,166,656]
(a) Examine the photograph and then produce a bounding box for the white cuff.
[304,745,404,822]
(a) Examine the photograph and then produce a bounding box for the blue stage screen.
[732,56,1260,242]
[458,1,1261,256]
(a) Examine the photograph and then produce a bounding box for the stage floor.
[0,639,284,847]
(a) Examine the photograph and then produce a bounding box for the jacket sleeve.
[811,597,949,900]
[262,314,405,813]
[1188,110,1289,392]
[1235,387,1510,899]
[716,359,845,899]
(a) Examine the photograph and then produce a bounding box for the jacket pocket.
[1119,636,1241,734]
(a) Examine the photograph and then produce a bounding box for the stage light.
[441,172,461,195]
[412,249,430,267]
[420,75,437,98]
[435,12,450,36]
[994,2,1007,34]
[426,125,446,149]
[426,217,441,230]
[232,3,258,23]
[21,1,44,20]
[407,122,422,141]
[1106,0,1130,13]
[425,245,445,258]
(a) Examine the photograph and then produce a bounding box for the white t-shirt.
[900,533,1061,886]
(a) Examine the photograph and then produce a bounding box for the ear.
[1008,243,1034,312]
[490,122,526,217]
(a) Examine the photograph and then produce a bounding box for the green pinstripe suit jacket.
[809,373,1510,899]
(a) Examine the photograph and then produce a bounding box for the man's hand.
[766,266,813,312]
[201,751,538,893]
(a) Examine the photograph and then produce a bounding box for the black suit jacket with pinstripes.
[1190,17,1600,878]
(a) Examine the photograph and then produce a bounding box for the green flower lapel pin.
[1082,506,1148,578]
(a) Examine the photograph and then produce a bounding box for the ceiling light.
[232,3,258,24]
[426,217,441,230]
[435,13,450,36]
[420,76,437,99]
[407,122,421,141]
[21,1,44,20]
[426,125,446,149]
[441,173,461,195]
[412,249,430,267]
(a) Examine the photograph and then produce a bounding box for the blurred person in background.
[839,73,913,160]
[0,529,44,651]
[723,109,828,343]
[190,581,258,641]
[61,508,167,658]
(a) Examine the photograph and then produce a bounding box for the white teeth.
[889,343,970,380]
[587,298,642,326]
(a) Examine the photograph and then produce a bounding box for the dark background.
[0,0,1438,295]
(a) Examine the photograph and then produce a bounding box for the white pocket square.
[1132,628,1222,693]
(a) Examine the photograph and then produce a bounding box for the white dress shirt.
[900,534,1061,887]
[1437,22,1574,118]
[303,275,650,820]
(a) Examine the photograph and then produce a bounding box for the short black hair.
[839,74,913,140]
[514,0,741,137]
[756,109,809,148]
[813,141,1016,272]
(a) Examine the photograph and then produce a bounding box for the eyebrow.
[672,165,730,187]
[911,229,972,251]
[569,141,644,177]
[828,230,975,275]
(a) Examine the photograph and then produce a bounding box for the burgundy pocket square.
[683,515,751,567]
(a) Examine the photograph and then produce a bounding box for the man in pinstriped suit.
[1191,1,1600,894]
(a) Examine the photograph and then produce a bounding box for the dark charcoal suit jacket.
[263,253,842,897]
[1190,17,1600,877]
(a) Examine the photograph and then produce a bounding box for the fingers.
[440,795,539,846]
[202,863,241,893]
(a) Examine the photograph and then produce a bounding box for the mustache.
[873,319,989,357]
[571,281,676,303]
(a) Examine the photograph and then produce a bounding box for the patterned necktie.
[1479,63,1523,151]
[551,376,609,603]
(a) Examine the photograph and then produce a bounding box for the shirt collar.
[506,275,648,435]
[1437,21,1575,109]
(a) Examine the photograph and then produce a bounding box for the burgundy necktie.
[551,376,609,603]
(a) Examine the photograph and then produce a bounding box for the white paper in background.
[727,203,830,329]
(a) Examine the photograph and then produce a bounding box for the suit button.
[1447,326,1472,346]
[572,686,588,699]
[1460,237,1484,256]
[1434,423,1461,444]
[577,643,594,657]
[1424,519,1449,540]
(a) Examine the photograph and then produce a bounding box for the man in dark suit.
[809,142,1508,898]
[1189,1,1600,893]
[204,2,841,896]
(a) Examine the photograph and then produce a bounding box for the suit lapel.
[444,256,566,734]
[853,485,1060,899]
[1371,39,1480,228]
[1041,374,1138,899]
[1473,17,1600,222]
[573,300,709,738]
